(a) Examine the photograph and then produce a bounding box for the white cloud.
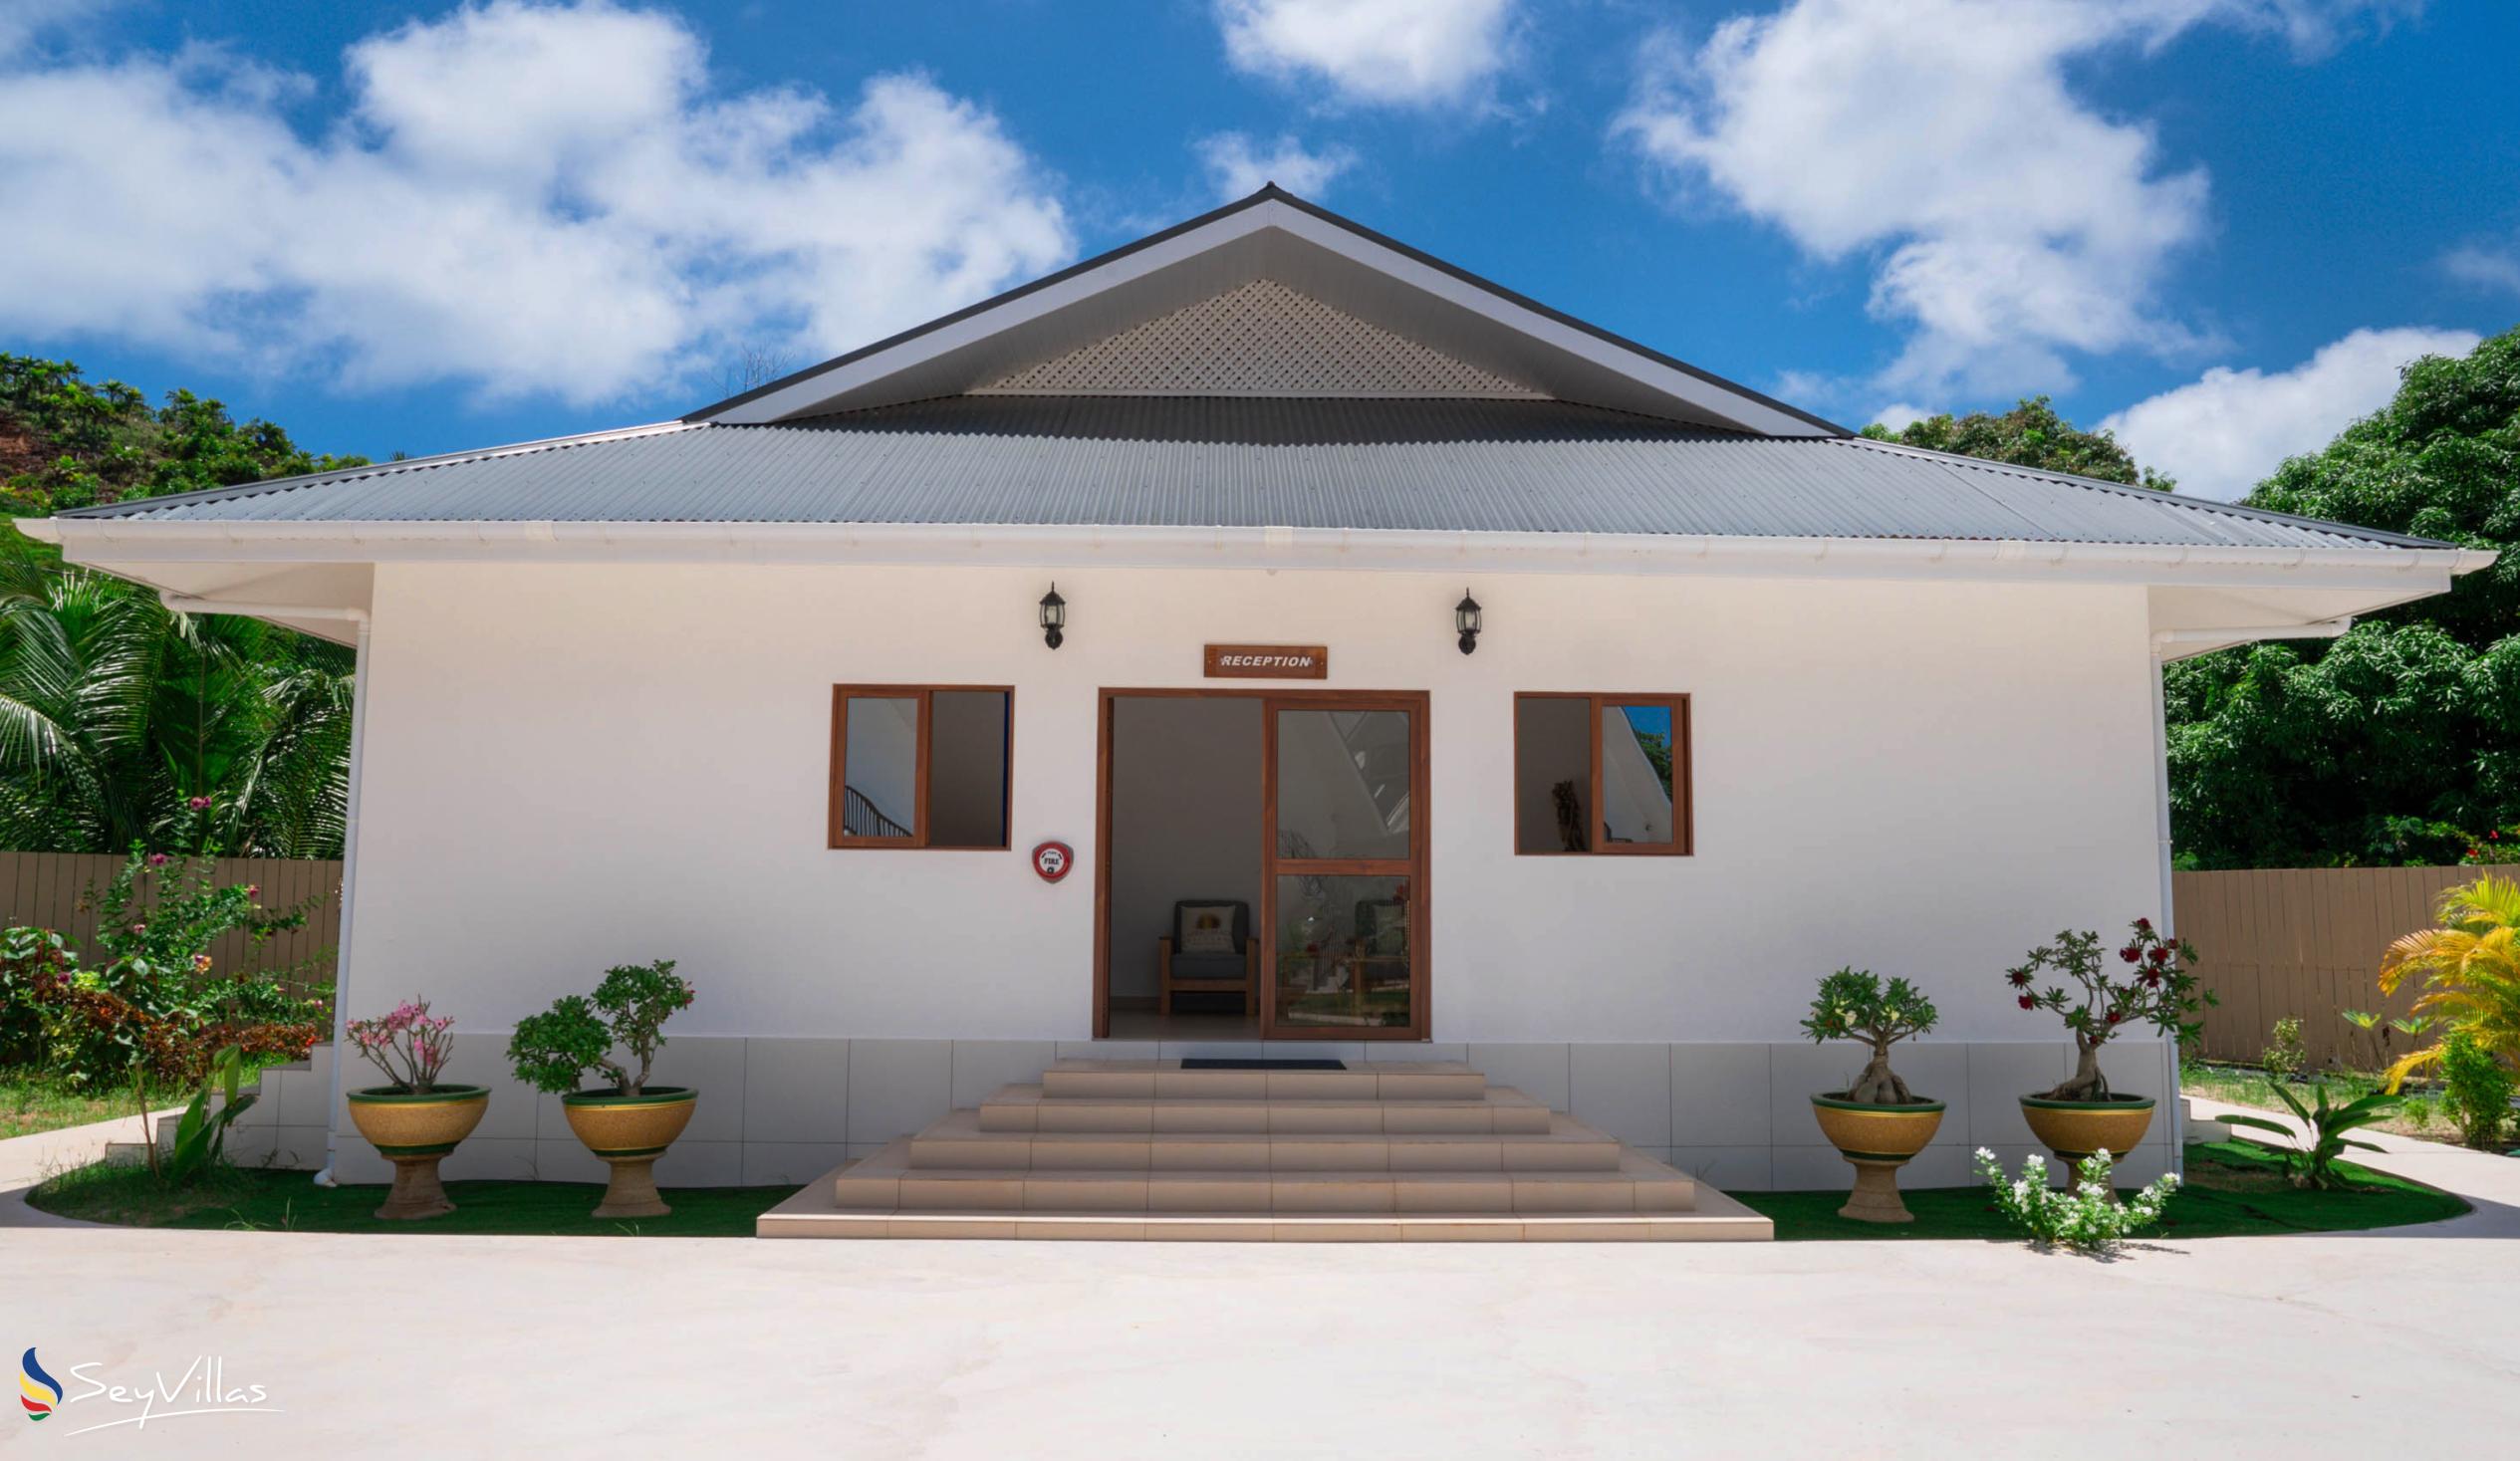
[2441,239,2520,299]
[1195,131,1357,200]
[2100,326,2480,500]
[1615,0,2399,399]
[1871,401,1930,433]
[0,0,1072,405]
[1216,0,1520,107]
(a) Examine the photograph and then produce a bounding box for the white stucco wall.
[347,561,2159,1046]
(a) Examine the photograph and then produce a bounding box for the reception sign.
[1202,644,1330,679]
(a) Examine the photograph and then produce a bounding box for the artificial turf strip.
[32,1140,2469,1239]
[1736,1141,2470,1241]
[31,1161,795,1237]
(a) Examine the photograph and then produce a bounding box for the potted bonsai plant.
[507,959,696,1218]
[344,997,486,1220]
[2004,918,2210,1164]
[1802,967,1943,1223]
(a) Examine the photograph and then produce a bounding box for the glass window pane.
[1600,703,1676,847]
[1275,708,1410,860]
[1515,697,1592,852]
[1273,874,1411,1030]
[842,695,918,840]
[927,690,1010,849]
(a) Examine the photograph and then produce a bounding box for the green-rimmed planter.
[1810,1093,1946,1223]
[562,1087,698,1218]
[346,1085,490,1220]
[2019,1094,2154,1164]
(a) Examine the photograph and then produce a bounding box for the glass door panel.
[1263,700,1423,1039]
[1271,873,1414,1030]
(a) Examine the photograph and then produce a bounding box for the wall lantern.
[1454,590,1482,655]
[1039,584,1067,650]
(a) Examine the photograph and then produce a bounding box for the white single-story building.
[26,188,2488,1235]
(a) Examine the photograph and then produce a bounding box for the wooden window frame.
[828,685,1014,851]
[1512,692,1692,857]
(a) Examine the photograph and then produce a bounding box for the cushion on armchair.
[1175,901,1246,956]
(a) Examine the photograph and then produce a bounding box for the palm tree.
[0,543,353,857]
[2377,874,2520,1090]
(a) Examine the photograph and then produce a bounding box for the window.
[1513,693,1689,855]
[829,687,1012,849]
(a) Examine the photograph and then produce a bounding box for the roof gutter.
[159,595,369,623]
[2152,618,2353,647]
[30,518,2499,586]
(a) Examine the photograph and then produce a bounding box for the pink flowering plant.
[348,998,457,1094]
[2004,918,2214,1101]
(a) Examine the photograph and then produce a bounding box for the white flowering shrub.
[1974,1147,2179,1252]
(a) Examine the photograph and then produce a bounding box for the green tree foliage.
[2,355,368,515]
[0,357,363,857]
[2241,327,2519,649]
[1861,395,2173,490]
[2165,326,2520,867]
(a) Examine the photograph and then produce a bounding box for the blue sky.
[2,0,2515,499]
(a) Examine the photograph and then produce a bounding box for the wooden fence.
[0,851,342,999]
[2175,865,2474,1069]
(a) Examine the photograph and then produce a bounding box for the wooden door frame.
[1092,687,1431,1042]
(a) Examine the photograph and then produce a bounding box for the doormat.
[1179,1058,1348,1071]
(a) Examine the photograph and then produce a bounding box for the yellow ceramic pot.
[2018,1095,2155,1163]
[1810,1094,1945,1224]
[345,1085,489,1220]
[561,1087,697,1218]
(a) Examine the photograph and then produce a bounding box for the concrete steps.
[758,1059,1771,1242]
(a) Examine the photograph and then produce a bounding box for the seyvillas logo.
[17,1350,282,1435]
[20,1347,60,1421]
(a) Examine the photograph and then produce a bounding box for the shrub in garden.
[1799,967,1938,1103]
[2215,1080,2400,1188]
[2004,918,2214,1101]
[0,845,323,1085]
[507,960,693,1096]
[1974,1148,2179,1252]
[2377,875,2519,1133]
[21,972,318,1182]
[348,999,456,1094]
[2261,1016,2307,1079]
[2437,1031,2513,1149]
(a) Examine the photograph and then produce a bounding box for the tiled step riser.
[908,1136,1625,1172]
[833,1174,1694,1215]
[1041,1070,1488,1101]
[978,1101,1555,1135]
[763,1214,1771,1242]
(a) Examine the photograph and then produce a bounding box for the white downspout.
[157,596,372,1188]
[312,614,374,1187]
[2146,640,2183,1176]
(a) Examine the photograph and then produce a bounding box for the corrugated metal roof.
[61,396,2443,550]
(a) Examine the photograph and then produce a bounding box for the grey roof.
[61,395,2444,551]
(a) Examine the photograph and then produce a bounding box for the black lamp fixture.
[1454,590,1482,655]
[1039,584,1067,649]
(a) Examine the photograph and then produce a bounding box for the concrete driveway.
[6,1111,2515,1460]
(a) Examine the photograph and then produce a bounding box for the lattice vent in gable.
[974,279,1546,396]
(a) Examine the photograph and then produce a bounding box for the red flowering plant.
[348,998,457,1095]
[2004,918,2214,1101]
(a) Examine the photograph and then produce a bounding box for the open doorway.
[1094,689,1429,1042]
[1103,696,1264,1040]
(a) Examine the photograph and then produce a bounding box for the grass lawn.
[0,1071,148,1139]
[1737,1141,2469,1241]
[29,1161,795,1237]
[30,1140,2470,1241]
